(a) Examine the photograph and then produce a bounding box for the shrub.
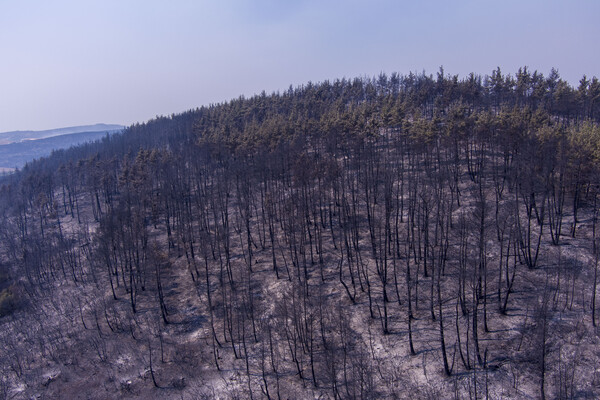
[0,287,17,317]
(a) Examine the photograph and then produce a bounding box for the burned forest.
[1,68,600,399]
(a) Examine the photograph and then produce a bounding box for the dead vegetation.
[1,71,599,399]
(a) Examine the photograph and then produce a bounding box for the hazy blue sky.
[0,0,598,132]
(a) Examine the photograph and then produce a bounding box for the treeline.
[2,65,599,180]
[0,67,599,398]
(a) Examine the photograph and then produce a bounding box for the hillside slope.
[0,69,599,399]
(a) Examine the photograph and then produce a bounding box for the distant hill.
[0,123,124,145]
[0,127,123,170]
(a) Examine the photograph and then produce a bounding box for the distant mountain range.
[0,123,124,145]
[0,124,124,171]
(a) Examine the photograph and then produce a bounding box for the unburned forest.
[0,67,599,399]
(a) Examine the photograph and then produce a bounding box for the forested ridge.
[1,67,599,399]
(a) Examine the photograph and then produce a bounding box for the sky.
[0,0,598,132]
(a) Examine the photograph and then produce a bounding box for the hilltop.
[0,68,599,399]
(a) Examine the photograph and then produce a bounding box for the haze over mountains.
[0,124,124,145]
[0,124,123,171]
